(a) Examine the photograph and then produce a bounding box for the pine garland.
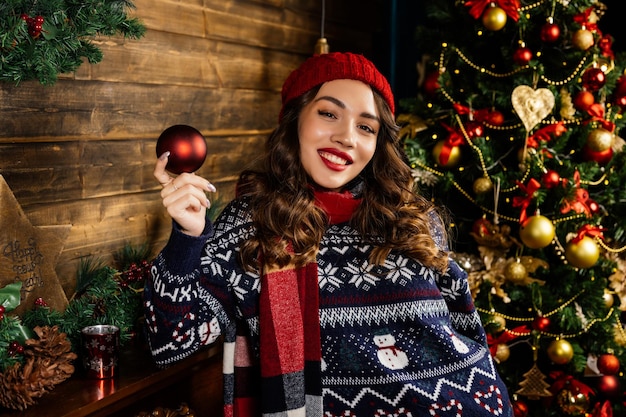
[0,0,145,85]
[0,243,150,373]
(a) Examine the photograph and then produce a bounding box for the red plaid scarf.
[230,188,361,416]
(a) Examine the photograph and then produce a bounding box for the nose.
[332,121,356,148]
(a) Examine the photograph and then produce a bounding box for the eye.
[317,109,336,119]
[358,124,377,135]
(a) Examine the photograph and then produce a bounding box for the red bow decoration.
[573,8,599,32]
[561,188,594,217]
[592,400,613,417]
[464,0,520,22]
[549,371,595,401]
[513,178,541,224]
[486,325,530,357]
[453,103,491,123]
[571,224,605,244]
[586,103,616,132]
[527,122,567,149]
[438,122,466,165]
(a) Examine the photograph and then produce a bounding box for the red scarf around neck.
[253,188,361,416]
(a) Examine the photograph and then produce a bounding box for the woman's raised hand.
[154,152,216,236]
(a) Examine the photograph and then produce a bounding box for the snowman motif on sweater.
[374,334,409,370]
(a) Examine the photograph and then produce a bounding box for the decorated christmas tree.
[399,1,626,415]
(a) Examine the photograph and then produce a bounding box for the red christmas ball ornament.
[156,125,207,175]
[423,71,440,98]
[573,90,595,112]
[465,121,484,139]
[587,199,600,215]
[513,46,533,66]
[542,170,561,188]
[582,67,606,92]
[532,316,551,332]
[512,398,529,417]
[487,110,504,126]
[597,353,620,375]
[472,217,493,237]
[582,144,613,165]
[541,21,560,43]
[596,375,621,400]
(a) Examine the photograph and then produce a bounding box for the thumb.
[154,151,173,185]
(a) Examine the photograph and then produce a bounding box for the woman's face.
[298,79,380,191]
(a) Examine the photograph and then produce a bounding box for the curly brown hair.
[237,85,449,273]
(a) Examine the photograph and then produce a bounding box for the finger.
[154,152,172,186]
[174,172,217,193]
[162,183,211,209]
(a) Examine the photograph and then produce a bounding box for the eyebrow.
[314,95,380,121]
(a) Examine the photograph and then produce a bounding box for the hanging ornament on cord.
[314,0,329,54]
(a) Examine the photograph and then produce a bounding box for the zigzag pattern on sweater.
[320,299,448,328]
[323,351,499,406]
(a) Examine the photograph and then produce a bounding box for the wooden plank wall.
[0,0,386,299]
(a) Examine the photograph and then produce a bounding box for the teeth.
[320,151,348,165]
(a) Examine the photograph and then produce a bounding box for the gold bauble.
[488,315,506,333]
[432,140,461,168]
[603,289,615,308]
[556,388,590,415]
[519,215,555,249]
[482,5,507,31]
[565,236,600,269]
[504,261,528,283]
[547,339,574,365]
[586,128,614,152]
[473,177,494,195]
[495,344,510,363]
[572,28,594,51]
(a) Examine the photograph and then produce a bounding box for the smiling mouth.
[319,151,352,165]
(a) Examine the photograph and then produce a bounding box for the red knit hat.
[280,52,395,120]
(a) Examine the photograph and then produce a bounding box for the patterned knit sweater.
[144,197,513,417]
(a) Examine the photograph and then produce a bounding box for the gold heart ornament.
[511,85,555,131]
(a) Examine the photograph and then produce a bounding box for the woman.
[145,52,512,417]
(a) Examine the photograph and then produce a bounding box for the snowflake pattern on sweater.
[144,198,513,417]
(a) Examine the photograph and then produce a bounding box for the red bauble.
[541,22,560,43]
[582,67,606,92]
[465,121,484,139]
[598,354,620,375]
[542,170,561,188]
[472,217,493,237]
[587,199,600,214]
[487,110,504,126]
[513,47,533,65]
[532,316,551,332]
[596,375,621,400]
[423,71,441,98]
[156,125,207,174]
[582,144,613,165]
[573,90,595,112]
[512,398,529,417]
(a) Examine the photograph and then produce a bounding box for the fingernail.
[159,151,170,160]
[206,199,211,208]
[207,182,216,192]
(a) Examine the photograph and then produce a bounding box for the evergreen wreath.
[0,0,145,85]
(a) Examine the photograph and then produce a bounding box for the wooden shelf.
[0,343,223,417]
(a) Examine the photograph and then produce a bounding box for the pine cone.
[0,326,77,410]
